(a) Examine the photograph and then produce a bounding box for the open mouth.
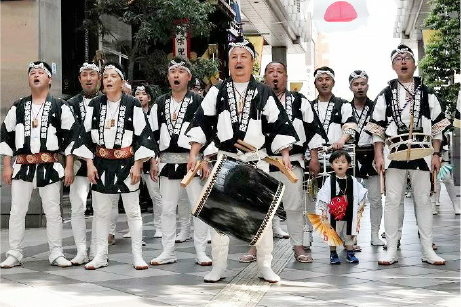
[357,91,364,95]
[235,64,243,70]
[401,67,408,72]
[174,80,180,85]
[33,79,40,84]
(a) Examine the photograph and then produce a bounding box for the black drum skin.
[193,155,284,245]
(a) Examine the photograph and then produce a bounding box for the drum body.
[192,154,284,245]
[386,133,433,161]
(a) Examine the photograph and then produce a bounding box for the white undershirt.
[398,82,413,127]
[30,103,44,153]
[83,97,92,110]
[170,96,182,119]
[234,81,249,119]
[104,99,120,148]
[317,100,329,123]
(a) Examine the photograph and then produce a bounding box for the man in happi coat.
[72,62,158,270]
[148,58,212,266]
[365,44,450,265]
[186,37,298,283]
[0,61,77,268]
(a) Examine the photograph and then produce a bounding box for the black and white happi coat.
[186,76,298,156]
[267,91,324,170]
[351,97,377,178]
[149,90,203,179]
[72,93,158,194]
[310,95,357,145]
[67,92,101,177]
[365,77,450,171]
[0,94,77,187]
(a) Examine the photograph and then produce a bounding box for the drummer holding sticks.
[348,70,385,247]
[186,37,298,283]
[365,44,450,265]
[239,61,325,264]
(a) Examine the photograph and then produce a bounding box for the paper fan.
[307,213,343,246]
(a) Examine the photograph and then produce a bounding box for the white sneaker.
[258,267,280,283]
[371,234,385,246]
[0,255,21,268]
[85,257,108,270]
[71,252,89,265]
[195,252,212,266]
[175,231,192,243]
[422,250,446,265]
[273,227,289,239]
[133,256,149,270]
[204,267,226,282]
[52,256,72,268]
[150,251,177,265]
[153,229,162,238]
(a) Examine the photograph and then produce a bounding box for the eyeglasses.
[393,56,413,63]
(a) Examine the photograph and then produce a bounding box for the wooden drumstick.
[181,161,204,187]
[433,170,438,194]
[380,171,385,195]
[234,140,298,183]
[264,156,298,183]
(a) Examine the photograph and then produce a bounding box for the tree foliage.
[85,0,216,84]
[419,0,460,114]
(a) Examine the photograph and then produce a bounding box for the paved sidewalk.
[1,186,460,307]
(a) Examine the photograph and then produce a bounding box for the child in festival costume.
[316,150,367,264]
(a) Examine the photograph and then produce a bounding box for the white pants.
[92,191,143,260]
[384,169,433,253]
[210,220,274,270]
[335,221,354,246]
[431,167,458,209]
[270,166,304,246]
[69,176,91,254]
[7,180,64,263]
[177,187,192,233]
[363,175,383,236]
[142,174,162,230]
[108,195,121,235]
[159,177,207,253]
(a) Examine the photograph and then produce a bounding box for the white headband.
[79,62,100,73]
[135,85,145,94]
[103,65,125,80]
[28,62,51,78]
[391,49,415,63]
[314,70,335,81]
[168,60,191,76]
[228,40,256,59]
[349,70,368,85]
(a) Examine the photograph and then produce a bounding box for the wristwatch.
[433,151,442,157]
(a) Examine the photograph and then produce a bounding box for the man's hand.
[130,160,142,185]
[431,155,441,174]
[64,166,74,186]
[87,159,99,184]
[331,139,345,150]
[188,142,203,172]
[149,158,159,182]
[281,147,292,170]
[373,142,385,174]
[2,164,13,185]
[201,161,210,179]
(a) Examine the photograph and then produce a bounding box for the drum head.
[193,154,284,245]
[388,148,434,161]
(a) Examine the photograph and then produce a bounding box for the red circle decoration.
[324,1,358,22]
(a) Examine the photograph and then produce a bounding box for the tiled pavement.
[1,186,460,307]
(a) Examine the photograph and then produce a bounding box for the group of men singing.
[0,38,453,283]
